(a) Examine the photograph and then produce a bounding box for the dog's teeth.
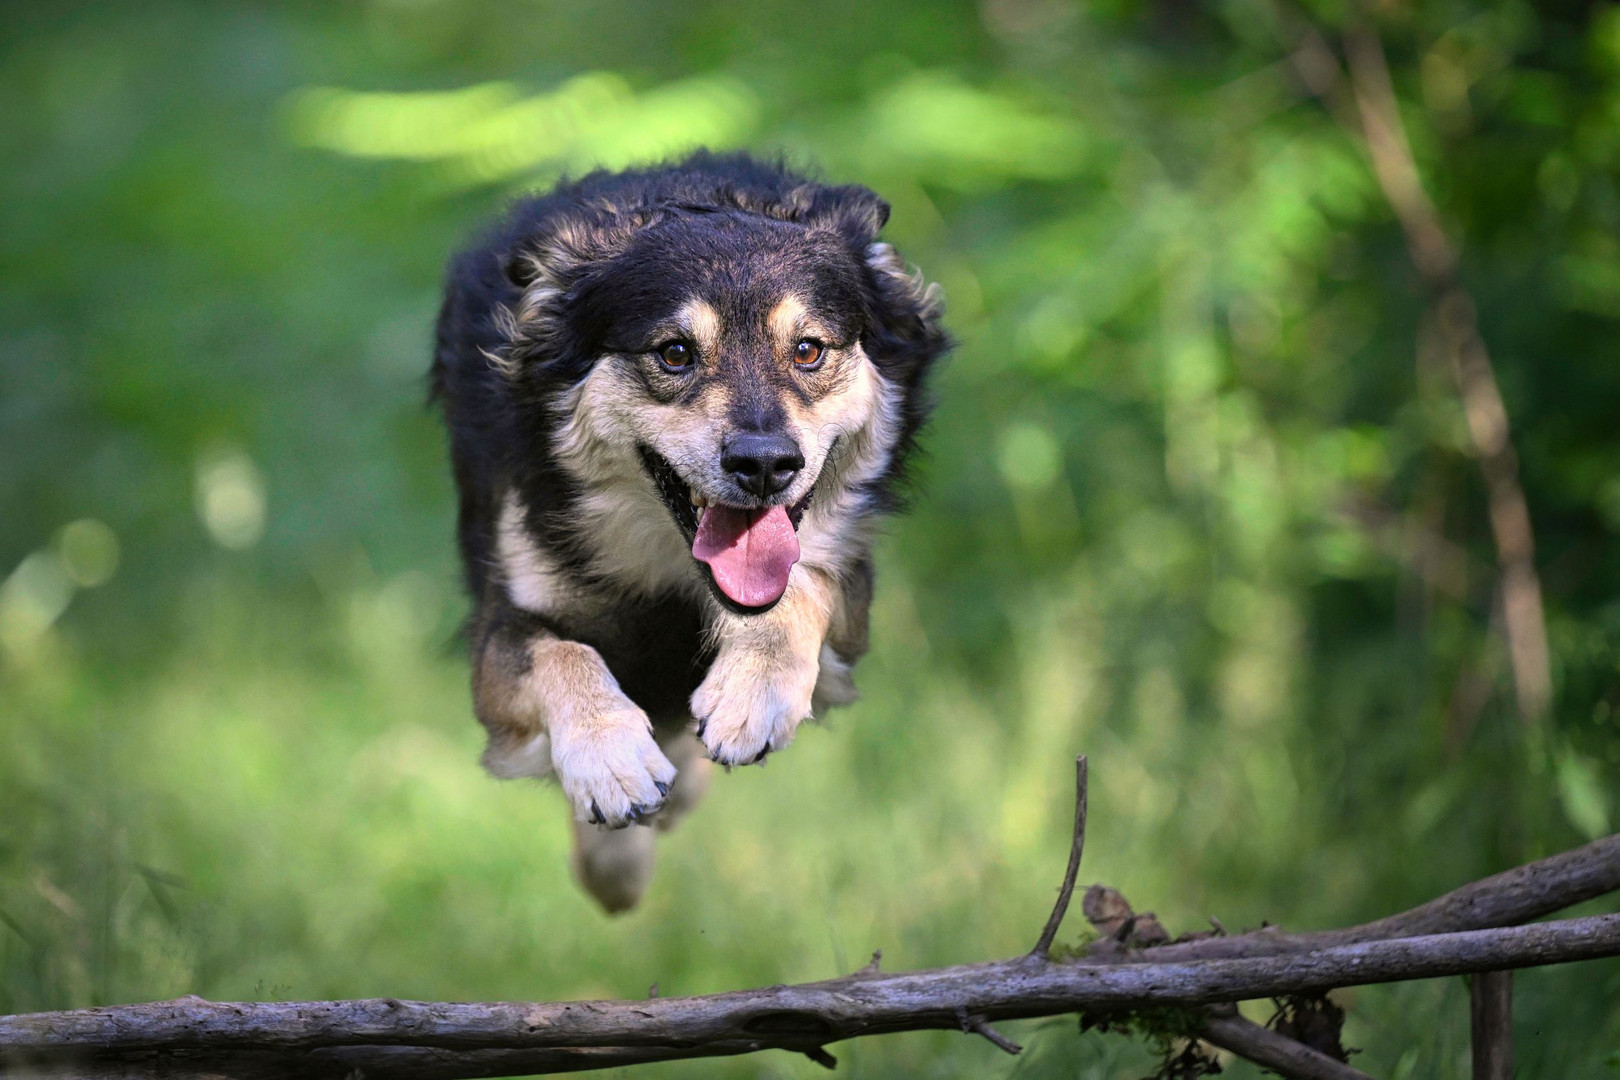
[689,489,701,507]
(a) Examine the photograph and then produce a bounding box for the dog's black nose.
[722,433,804,498]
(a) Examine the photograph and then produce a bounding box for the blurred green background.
[4,1,1620,1076]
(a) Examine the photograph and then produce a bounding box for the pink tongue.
[692,505,800,608]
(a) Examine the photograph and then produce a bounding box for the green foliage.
[1081,1007,1221,1080]
[4,1,1620,1077]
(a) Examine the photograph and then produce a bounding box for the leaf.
[1556,749,1611,841]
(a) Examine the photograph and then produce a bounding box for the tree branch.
[1113,832,1620,967]
[5,1041,771,1080]
[1198,1007,1373,1080]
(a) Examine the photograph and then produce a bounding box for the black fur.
[432,151,947,724]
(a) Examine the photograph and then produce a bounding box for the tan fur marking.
[785,347,902,577]
[528,639,633,729]
[692,566,838,764]
[551,359,726,595]
[769,294,809,346]
[474,636,615,768]
[475,630,675,825]
[678,298,722,359]
[473,634,549,771]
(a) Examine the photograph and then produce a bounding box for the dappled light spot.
[57,519,119,588]
[996,421,1061,493]
[195,447,267,550]
[281,74,759,188]
[0,551,74,657]
[0,521,120,662]
[862,72,1086,189]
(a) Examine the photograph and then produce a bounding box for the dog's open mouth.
[639,447,814,614]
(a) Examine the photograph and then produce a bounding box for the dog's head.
[493,157,946,614]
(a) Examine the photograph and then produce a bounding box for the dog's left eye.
[656,341,694,371]
[793,340,824,368]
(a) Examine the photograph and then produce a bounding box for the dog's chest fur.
[490,489,715,721]
[521,592,714,723]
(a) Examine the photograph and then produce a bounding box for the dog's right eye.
[656,341,694,371]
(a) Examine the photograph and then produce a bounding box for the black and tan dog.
[431,153,947,910]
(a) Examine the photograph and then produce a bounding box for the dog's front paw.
[691,650,818,766]
[550,706,677,828]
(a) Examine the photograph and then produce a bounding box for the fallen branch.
[1111,831,1620,966]
[4,759,1616,1080]
[5,916,1618,1079]
[11,915,1620,1059]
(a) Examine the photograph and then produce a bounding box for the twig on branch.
[802,1045,839,1070]
[956,1006,1023,1055]
[1032,754,1088,959]
[1199,1007,1373,1080]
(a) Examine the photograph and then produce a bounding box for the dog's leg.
[812,558,872,714]
[651,727,713,829]
[569,818,657,914]
[692,566,837,765]
[474,608,675,828]
[567,728,710,913]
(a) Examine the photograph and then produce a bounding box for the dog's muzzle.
[638,445,819,616]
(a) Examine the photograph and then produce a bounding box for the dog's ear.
[503,249,544,290]
[796,183,892,250]
[798,184,946,491]
[496,207,660,376]
[858,238,948,428]
[787,184,945,379]
[795,185,946,383]
[504,207,655,293]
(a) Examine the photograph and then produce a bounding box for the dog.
[430,152,947,911]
